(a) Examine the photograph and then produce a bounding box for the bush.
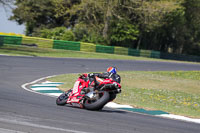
[39,27,75,41]
[72,23,108,45]
[109,20,139,47]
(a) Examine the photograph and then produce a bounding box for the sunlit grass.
[48,71,200,118]
[0,45,156,61]
[0,45,199,64]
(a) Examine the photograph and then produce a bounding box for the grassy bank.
[0,45,155,61]
[48,71,200,118]
[0,45,199,64]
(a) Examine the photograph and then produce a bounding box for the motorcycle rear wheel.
[83,91,110,111]
[109,93,116,101]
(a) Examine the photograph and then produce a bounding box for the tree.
[110,20,139,48]
[66,0,141,45]
[158,8,187,53]
[8,0,200,56]
[136,0,183,50]
[181,0,200,55]
[10,0,67,35]
[52,0,81,27]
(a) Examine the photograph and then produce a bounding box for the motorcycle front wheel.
[83,91,110,110]
[56,93,68,106]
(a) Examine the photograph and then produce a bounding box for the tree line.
[5,0,200,56]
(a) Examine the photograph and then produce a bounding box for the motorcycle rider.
[65,66,120,96]
[82,66,121,93]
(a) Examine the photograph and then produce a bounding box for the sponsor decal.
[73,81,80,94]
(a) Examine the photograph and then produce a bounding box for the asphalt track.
[0,55,200,133]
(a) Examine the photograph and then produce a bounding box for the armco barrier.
[22,36,53,48]
[3,35,22,45]
[151,51,160,58]
[160,52,200,62]
[80,42,96,52]
[0,32,23,36]
[53,40,80,51]
[128,48,140,56]
[114,47,129,55]
[140,50,151,57]
[1,34,200,62]
[96,45,114,54]
[0,36,4,46]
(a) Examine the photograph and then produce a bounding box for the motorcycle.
[56,74,121,110]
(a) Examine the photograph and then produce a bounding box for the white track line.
[31,87,60,91]
[21,75,61,98]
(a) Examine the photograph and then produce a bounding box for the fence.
[0,34,200,62]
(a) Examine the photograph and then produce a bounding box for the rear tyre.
[83,91,110,111]
[109,93,116,101]
[56,93,68,106]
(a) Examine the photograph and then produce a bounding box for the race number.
[73,81,80,94]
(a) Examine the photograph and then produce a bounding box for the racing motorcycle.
[56,74,121,110]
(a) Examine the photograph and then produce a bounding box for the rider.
[82,66,121,93]
[65,66,120,96]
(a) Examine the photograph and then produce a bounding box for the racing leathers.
[82,72,121,93]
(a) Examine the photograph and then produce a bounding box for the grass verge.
[0,45,154,61]
[0,45,199,64]
[47,71,200,118]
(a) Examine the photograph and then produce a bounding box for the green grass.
[48,71,200,118]
[0,45,154,61]
[1,45,200,117]
[0,45,199,64]
[116,71,200,118]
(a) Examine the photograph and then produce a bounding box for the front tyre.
[56,93,68,106]
[83,91,110,111]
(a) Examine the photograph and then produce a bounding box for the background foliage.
[5,0,200,56]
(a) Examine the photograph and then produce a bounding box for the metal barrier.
[22,36,53,48]
[80,42,96,52]
[114,47,129,55]
[0,34,199,62]
[96,45,114,54]
[53,40,80,51]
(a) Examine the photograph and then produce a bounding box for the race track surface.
[0,55,200,133]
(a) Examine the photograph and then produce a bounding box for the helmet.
[107,66,117,74]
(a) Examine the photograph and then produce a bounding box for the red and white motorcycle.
[56,74,121,110]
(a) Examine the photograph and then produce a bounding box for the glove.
[79,73,88,79]
[88,73,94,78]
